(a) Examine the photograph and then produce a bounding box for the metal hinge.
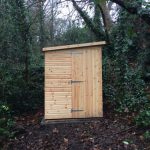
[70,80,84,84]
[71,109,84,112]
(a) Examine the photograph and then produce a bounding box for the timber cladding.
[43,41,106,120]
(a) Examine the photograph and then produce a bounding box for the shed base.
[41,117,102,125]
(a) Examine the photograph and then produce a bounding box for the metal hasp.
[71,109,84,112]
[71,80,84,84]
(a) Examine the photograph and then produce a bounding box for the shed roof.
[43,41,106,52]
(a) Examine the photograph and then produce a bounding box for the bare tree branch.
[97,4,110,43]
[70,0,105,40]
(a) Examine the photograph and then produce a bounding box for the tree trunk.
[99,1,113,31]
[71,0,104,40]
[39,1,45,51]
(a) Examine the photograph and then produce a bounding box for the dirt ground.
[3,110,150,150]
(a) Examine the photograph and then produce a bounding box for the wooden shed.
[43,41,106,120]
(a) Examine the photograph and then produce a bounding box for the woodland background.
[0,0,150,148]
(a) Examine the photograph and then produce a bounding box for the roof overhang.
[43,41,106,52]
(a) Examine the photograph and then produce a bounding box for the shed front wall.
[44,46,103,119]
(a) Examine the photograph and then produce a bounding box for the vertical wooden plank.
[44,52,46,119]
[85,50,89,117]
[89,49,93,117]
[80,51,85,117]
[71,51,77,118]
[77,51,83,117]
[83,50,86,117]
[99,48,103,116]
[71,50,85,118]
[94,48,103,117]
[92,49,96,116]
[84,48,93,117]
[94,49,98,117]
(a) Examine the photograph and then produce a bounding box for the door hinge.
[71,109,84,112]
[70,80,84,84]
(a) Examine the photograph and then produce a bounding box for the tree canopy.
[0,0,150,148]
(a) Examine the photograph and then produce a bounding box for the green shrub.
[135,106,150,127]
[143,131,150,139]
[135,107,150,140]
[116,65,148,113]
[0,102,15,140]
[103,10,149,114]
[0,66,44,114]
[103,54,148,113]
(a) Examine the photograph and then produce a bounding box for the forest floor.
[3,109,150,150]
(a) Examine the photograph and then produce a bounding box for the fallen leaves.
[3,110,150,150]
[52,128,59,133]
[63,138,68,145]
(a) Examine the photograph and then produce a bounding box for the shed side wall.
[44,51,72,119]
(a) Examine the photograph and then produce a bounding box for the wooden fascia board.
[43,41,106,52]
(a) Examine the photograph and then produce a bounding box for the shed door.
[71,50,85,118]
